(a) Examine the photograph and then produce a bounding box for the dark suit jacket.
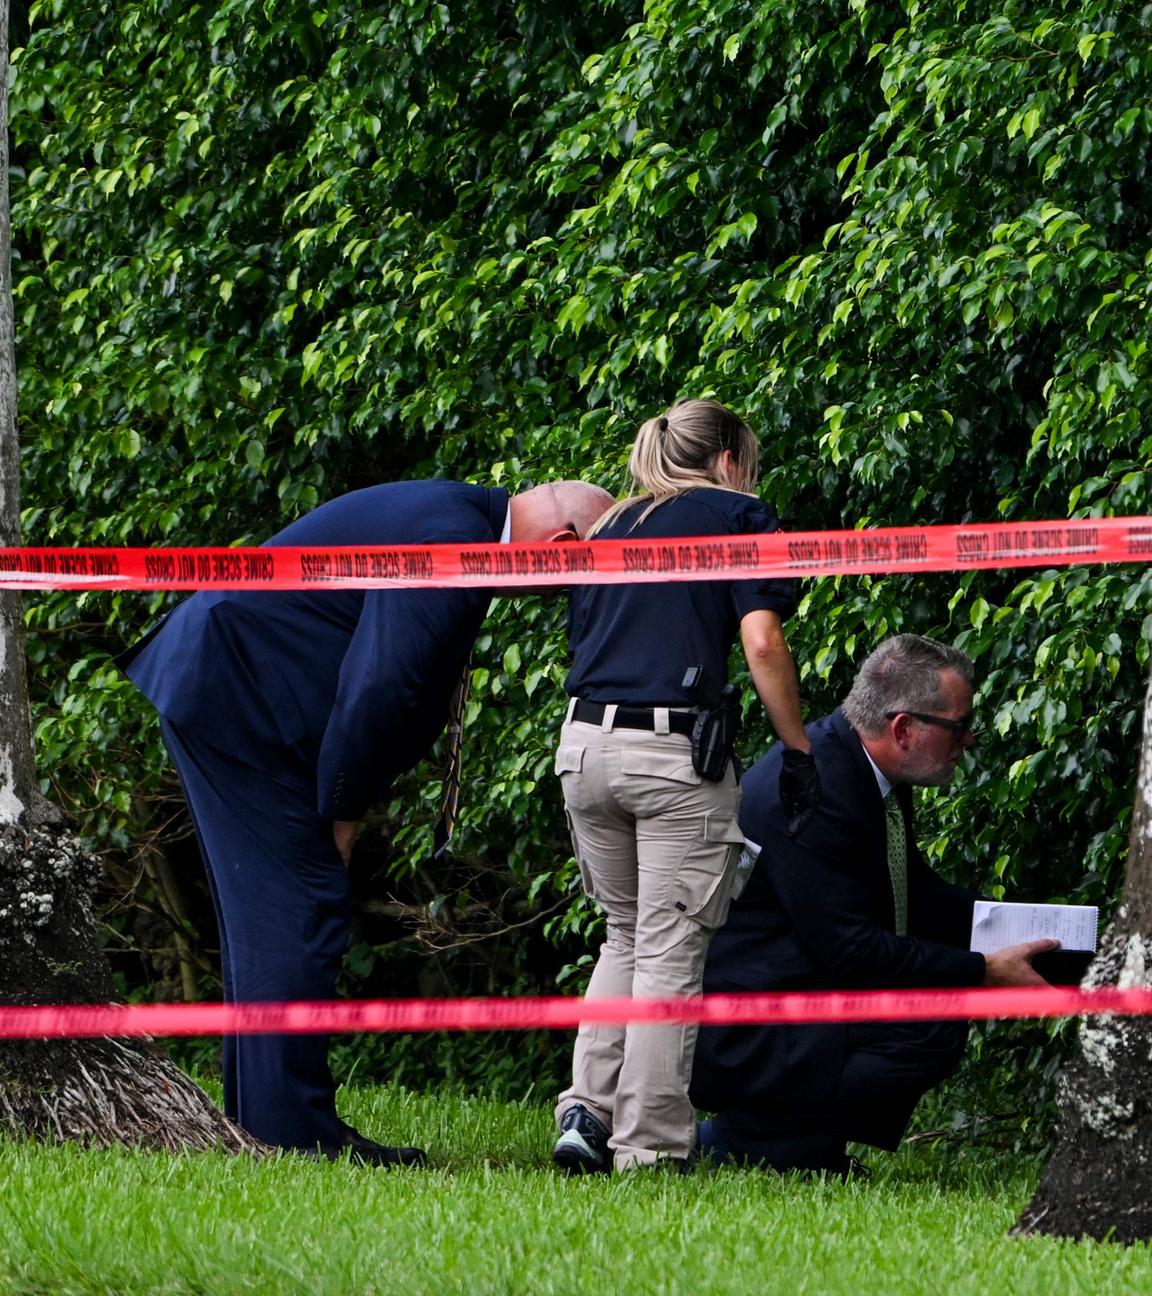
[118,481,508,820]
[691,708,985,1110]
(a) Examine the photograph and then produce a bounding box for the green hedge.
[10,0,1152,1101]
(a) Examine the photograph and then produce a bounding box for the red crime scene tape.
[1,987,1150,1040]
[0,516,1149,590]
[2,518,1144,1039]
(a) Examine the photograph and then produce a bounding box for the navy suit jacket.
[118,481,509,820]
[691,708,984,1110]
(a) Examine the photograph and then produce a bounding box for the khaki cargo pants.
[553,707,744,1169]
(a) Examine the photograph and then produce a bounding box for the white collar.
[861,742,893,800]
[500,508,512,544]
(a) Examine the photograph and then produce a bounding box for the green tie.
[884,792,908,937]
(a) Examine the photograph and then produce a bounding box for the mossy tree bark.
[0,0,258,1154]
[1016,669,1152,1243]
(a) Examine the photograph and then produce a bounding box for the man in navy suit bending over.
[120,478,612,1165]
[691,635,1056,1175]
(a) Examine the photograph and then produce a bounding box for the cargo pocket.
[554,746,596,897]
[670,813,745,930]
[562,807,598,900]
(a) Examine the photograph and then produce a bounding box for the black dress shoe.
[322,1127,428,1168]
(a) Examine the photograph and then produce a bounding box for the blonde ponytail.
[591,399,761,535]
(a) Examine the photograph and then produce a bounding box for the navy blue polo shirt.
[564,488,797,707]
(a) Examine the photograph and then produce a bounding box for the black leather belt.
[571,699,695,736]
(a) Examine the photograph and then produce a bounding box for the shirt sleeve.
[728,497,799,624]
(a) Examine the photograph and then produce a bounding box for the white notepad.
[970,901,1099,954]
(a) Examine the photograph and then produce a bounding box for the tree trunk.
[1016,669,1152,1242]
[0,0,259,1155]
[0,3,33,823]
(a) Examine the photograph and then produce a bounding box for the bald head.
[507,481,614,544]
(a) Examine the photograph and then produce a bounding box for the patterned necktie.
[432,663,471,860]
[884,792,908,937]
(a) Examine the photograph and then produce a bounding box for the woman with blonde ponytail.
[551,398,820,1175]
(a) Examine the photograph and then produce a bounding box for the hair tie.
[657,417,669,432]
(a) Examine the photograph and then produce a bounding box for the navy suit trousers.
[161,719,351,1150]
[698,1019,968,1170]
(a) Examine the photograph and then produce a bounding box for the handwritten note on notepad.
[970,901,1099,954]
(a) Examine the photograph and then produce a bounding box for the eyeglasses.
[886,710,978,738]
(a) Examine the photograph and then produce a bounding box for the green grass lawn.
[1,1085,1150,1296]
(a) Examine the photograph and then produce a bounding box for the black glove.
[779,749,821,838]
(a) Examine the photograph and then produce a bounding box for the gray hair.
[842,635,974,736]
[591,398,761,535]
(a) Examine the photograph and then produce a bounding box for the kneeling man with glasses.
[691,634,1054,1175]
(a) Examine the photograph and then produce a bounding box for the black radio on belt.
[682,665,741,782]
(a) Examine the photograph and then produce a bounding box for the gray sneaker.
[553,1104,611,1175]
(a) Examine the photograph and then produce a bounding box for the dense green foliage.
[3,1084,1152,1294]
[9,0,1152,1097]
